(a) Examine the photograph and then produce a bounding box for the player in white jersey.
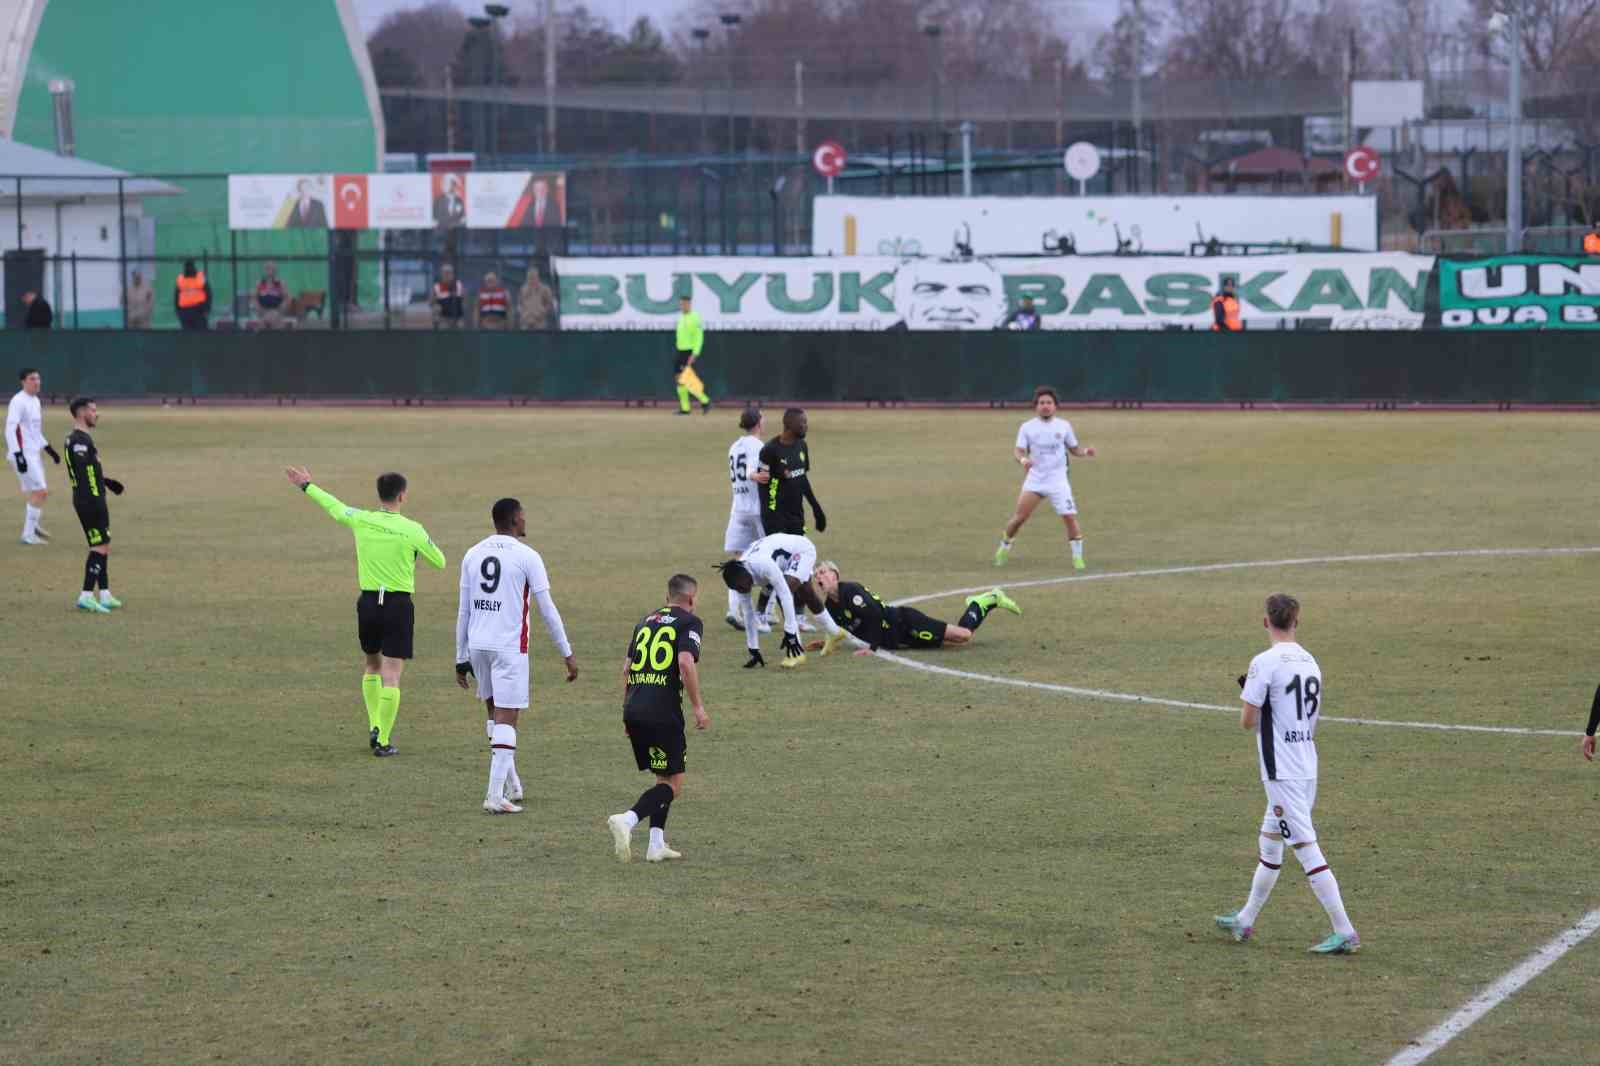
[455,498,579,814]
[716,531,842,670]
[994,385,1096,570]
[1215,594,1360,955]
[723,406,770,630]
[7,368,61,544]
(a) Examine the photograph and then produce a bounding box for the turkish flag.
[333,174,369,229]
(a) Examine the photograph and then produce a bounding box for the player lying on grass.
[807,562,1020,656]
[715,532,842,670]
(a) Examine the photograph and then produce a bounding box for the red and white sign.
[812,141,847,179]
[1345,146,1381,183]
[333,174,368,229]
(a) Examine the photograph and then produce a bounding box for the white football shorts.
[781,539,816,583]
[1259,778,1318,845]
[470,648,530,710]
[723,512,763,553]
[9,450,46,493]
[1022,475,1075,516]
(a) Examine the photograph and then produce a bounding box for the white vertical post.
[544,0,557,154]
[961,121,974,196]
[1507,1,1523,252]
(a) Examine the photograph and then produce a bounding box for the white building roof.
[0,136,180,199]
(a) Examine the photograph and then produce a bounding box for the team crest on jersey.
[1273,805,1284,817]
[852,595,864,606]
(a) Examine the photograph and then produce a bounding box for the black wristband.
[299,482,310,492]
[456,661,472,676]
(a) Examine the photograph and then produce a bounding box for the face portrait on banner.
[892,258,1008,330]
[433,172,466,231]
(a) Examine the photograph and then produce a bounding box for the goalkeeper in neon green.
[285,465,447,757]
[673,295,711,415]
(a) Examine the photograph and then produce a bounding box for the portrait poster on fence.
[553,254,1435,331]
[228,175,331,230]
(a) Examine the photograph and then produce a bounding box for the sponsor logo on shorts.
[648,746,668,771]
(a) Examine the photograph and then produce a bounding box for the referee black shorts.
[356,590,415,659]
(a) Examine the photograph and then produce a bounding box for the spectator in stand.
[175,259,211,331]
[255,261,288,329]
[432,264,466,330]
[477,271,510,331]
[1002,295,1042,331]
[22,291,53,329]
[519,271,557,330]
[124,270,154,329]
[1584,219,1600,255]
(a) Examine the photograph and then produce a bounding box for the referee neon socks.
[376,687,401,745]
[361,674,383,731]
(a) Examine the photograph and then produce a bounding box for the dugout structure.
[0,0,382,326]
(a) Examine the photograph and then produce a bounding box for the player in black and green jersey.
[607,573,709,863]
[286,465,447,757]
[756,407,825,537]
[63,397,125,614]
[809,562,1021,656]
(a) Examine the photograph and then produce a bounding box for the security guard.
[1584,220,1600,255]
[174,259,211,331]
[673,295,711,415]
[1212,277,1242,332]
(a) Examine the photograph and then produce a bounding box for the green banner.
[1440,254,1600,329]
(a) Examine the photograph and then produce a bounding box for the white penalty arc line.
[1381,907,1600,1066]
[869,545,1600,738]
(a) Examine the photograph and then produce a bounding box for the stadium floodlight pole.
[1496,2,1524,253]
[692,27,711,153]
[923,23,942,144]
[545,0,557,154]
[468,15,493,157]
[720,13,742,154]
[486,4,511,159]
[961,121,974,196]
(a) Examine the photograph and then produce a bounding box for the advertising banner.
[1439,254,1600,329]
[812,195,1381,256]
[229,172,564,230]
[227,174,332,230]
[554,253,1433,331]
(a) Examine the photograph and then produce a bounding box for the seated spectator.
[22,291,53,329]
[255,261,288,329]
[432,264,465,330]
[125,270,154,329]
[519,271,556,330]
[477,271,510,331]
[1003,295,1042,332]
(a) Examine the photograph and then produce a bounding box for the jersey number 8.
[631,626,677,672]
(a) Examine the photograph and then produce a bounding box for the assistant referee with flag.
[286,465,447,757]
[673,294,711,415]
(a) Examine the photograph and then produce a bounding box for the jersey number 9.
[480,556,501,594]
[631,627,677,672]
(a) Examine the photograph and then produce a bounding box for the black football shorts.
[891,607,947,650]
[625,719,687,776]
[356,590,415,659]
[74,500,111,547]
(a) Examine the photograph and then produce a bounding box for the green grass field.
[3,406,1598,1065]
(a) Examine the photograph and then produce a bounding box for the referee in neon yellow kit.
[285,465,447,757]
[674,294,711,415]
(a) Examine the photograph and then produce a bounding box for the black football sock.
[649,792,673,830]
[958,601,990,631]
[630,782,674,821]
[97,555,110,591]
[82,552,103,593]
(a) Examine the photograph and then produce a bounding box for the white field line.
[1382,908,1600,1066]
[866,546,1600,737]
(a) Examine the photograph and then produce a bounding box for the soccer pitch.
[3,406,1597,1065]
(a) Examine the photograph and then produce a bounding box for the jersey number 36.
[631,627,677,671]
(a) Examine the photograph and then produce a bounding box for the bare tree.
[368,2,469,88]
[1460,0,1600,70]
[1160,0,1307,80]
[1368,0,1438,79]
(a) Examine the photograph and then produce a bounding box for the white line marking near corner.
[1382,908,1600,1066]
[869,547,1598,738]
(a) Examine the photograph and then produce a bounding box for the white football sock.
[1297,844,1356,936]
[727,588,742,616]
[618,810,640,831]
[1070,538,1084,559]
[1237,835,1284,926]
[23,504,40,537]
[648,827,665,849]
[98,588,114,603]
[505,760,523,797]
[488,724,516,801]
[485,717,494,741]
[999,534,1013,547]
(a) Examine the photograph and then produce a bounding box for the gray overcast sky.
[354,0,1117,46]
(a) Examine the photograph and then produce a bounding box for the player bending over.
[716,531,841,670]
[995,386,1096,570]
[456,498,579,814]
[1215,594,1360,955]
[64,397,124,613]
[607,573,709,862]
[809,562,1019,656]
